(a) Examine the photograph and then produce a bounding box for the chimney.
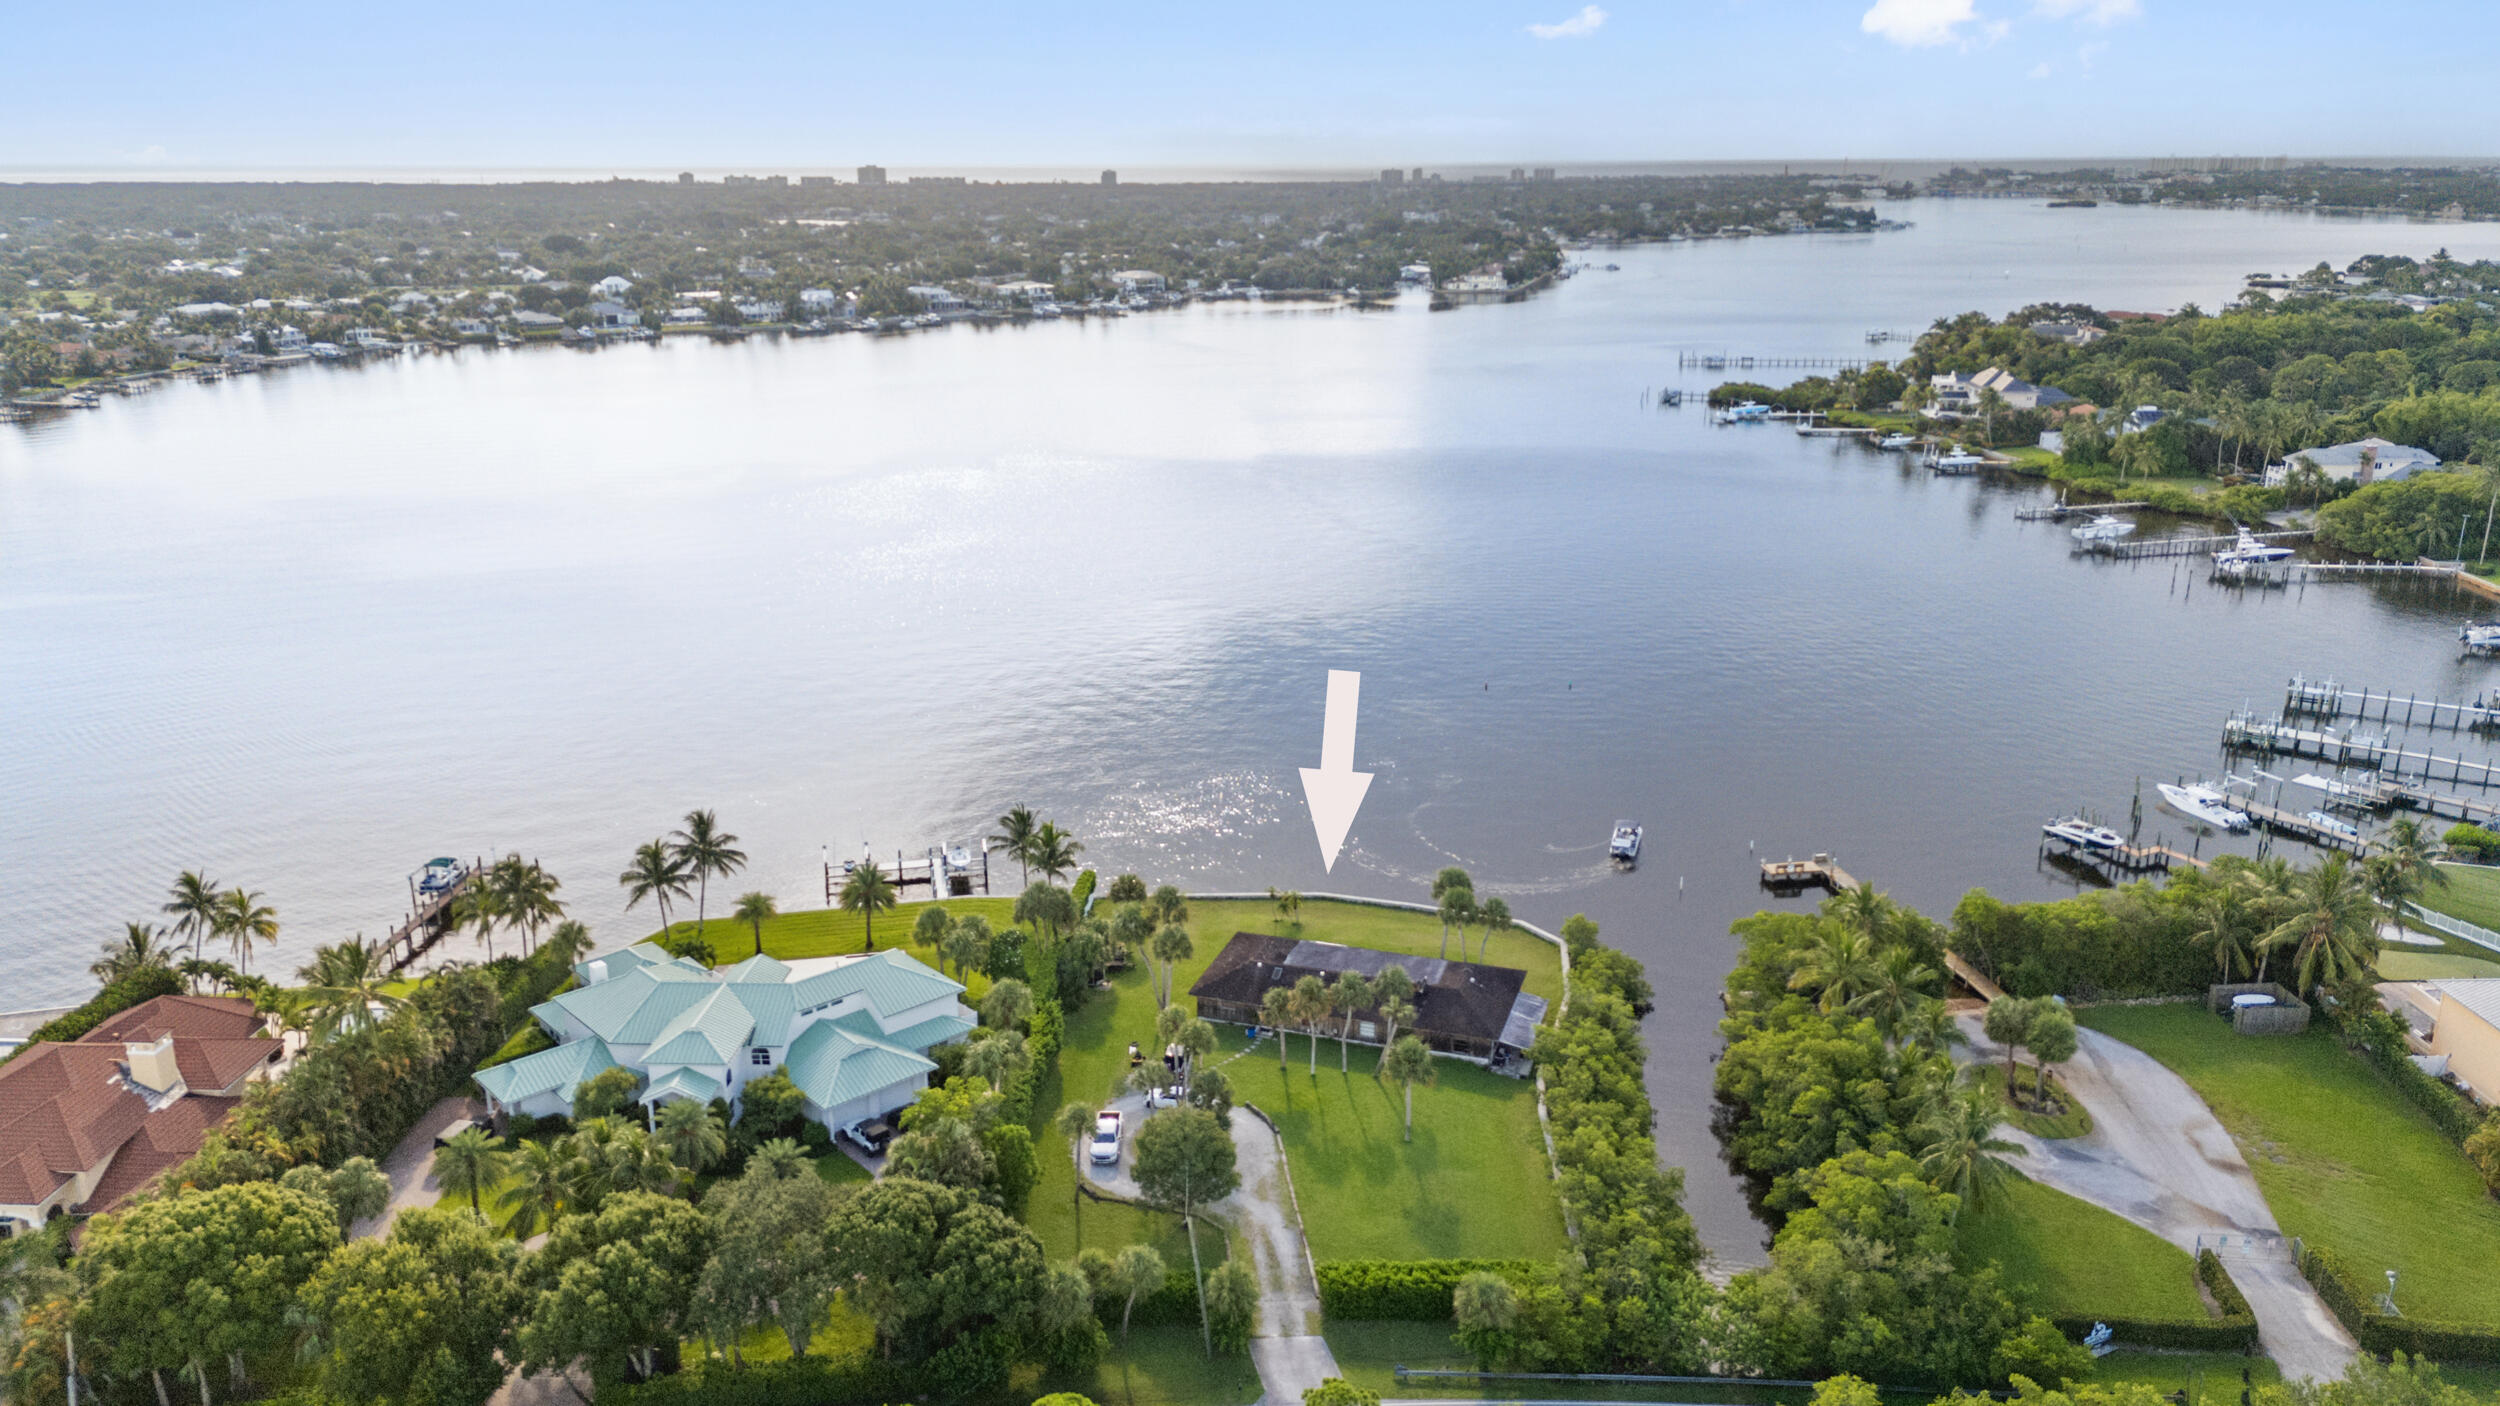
[586,958,609,985]
[125,1034,188,1099]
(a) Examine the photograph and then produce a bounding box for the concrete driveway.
[351,1095,478,1239]
[1958,1015,2355,1382]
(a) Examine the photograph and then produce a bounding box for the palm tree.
[981,977,1034,1032]
[942,913,992,981]
[1332,972,1375,1072]
[1261,987,1295,1072]
[1436,888,1475,961]
[839,860,898,950]
[162,870,224,961]
[293,937,405,1040]
[1788,927,1879,1015]
[1290,974,1332,1077]
[2265,853,2381,992]
[1855,946,1938,1043]
[966,1031,1030,1092]
[654,1100,727,1178]
[541,919,595,971]
[1054,1103,1097,1234]
[749,1137,809,1181]
[1384,1036,1436,1142]
[993,805,1039,888]
[2370,817,2449,915]
[732,891,778,957]
[1372,965,1418,1067]
[1150,923,1194,1010]
[1147,884,1190,934]
[913,902,953,957]
[669,810,746,938]
[1475,896,1512,963]
[620,839,694,941]
[214,887,279,977]
[488,855,565,957]
[451,880,506,961]
[2191,892,2256,982]
[1917,1085,2024,1223]
[2232,856,2302,983]
[1827,882,1896,942]
[1110,904,1153,979]
[92,921,177,982]
[1028,822,1084,885]
[496,1138,569,1237]
[434,1127,509,1218]
[1013,881,1073,944]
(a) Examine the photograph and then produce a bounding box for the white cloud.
[2077,38,2110,66]
[1527,4,1607,38]
[2028,61,2053,78]
[1859,0,1989,47]
[2033,0,2140,22]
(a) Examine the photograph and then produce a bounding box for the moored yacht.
[2157,782,2252,832]
[2069,514,2135,543]
[2212,526,2296,576]
[1876,432,1918,449]
[2042,817,2125,851]
[2462,622,2500,655]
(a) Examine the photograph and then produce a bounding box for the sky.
[3,0,2495,176]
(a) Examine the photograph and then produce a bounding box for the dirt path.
[1223,1109,1340,1405]
[1958,1016,2355,1382]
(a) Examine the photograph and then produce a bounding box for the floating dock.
[1759,853,1860,891]
[2283,675,2500,732]
[2223,713,2500,788]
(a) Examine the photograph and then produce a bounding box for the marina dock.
[2283,674,2500,732]
[2081,529,2312,560]
[2015,500,2150,522]
[2223,712,2500,788]
[2038,826,2203,874]
[1678,353,1867,372]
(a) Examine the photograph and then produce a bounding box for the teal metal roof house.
[474,942,972,1132]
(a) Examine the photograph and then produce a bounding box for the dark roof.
[1188,933,1531,1046]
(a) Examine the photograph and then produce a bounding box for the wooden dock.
[823,845,991,905]
[382,859,479,973]
[2081,529,2311,560]
[2237,798,2367,854]
[1759,854,1859,891]
[2223,713,2500,789]
[2016,500,2150,522]
[1679,353,1867,372]
[2038,828,2203,873]
[2283,675,2500,732]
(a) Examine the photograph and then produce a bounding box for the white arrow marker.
[1298,669,1374,873]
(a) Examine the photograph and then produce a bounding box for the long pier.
[2223,713,2500,789]
[2081,529,2312,560]
[1759,854,1859,891]
[383,860,479,973]
[1678,353,1868,371]
[2237,798,2367,854]
[2284,675,2500,732]
[2016,500,2151,521]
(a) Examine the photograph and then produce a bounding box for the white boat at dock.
[2211,526,2297,577]
[1609,821,1643,862]
[1876,433,1918,450]
[2303,810,2361,842]
[2157,782,2252,832]
[2068,514,2135,544]
[2462,622,2500,656]
[1930,446,1987,472]
[2042,817,2125,851]
[1719,402,1771,424]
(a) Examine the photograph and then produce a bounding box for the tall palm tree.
[1149,923,1194,1009]
[214,887,279,977]
[2191,892,2255,983]
[1917,1085,2024,1223]
[434,1127,509,1218]
[1854,946,1938,1043]
[1014,881,1074,945]
[993,805,1039,888]
[2371,817,2449,913]
[1827,882,1896,942]
[1332,972,1375,1072]
[913,902,953,957]
[1027,822,1084,885]
[943,913,992,981]
[1436,888,1475,960]
[2265,853,2381,993]
[1146,884,1189,933]
[2231,855,2302,982]
[162,870,224,961]
[1384,1036,1436,1142]
[669,810,746,938]
[732,891,778,957]
[92,921,177,982]
[1054,1103,1097,1236]
[1261,987,1295,1072]
[451,878,505,961]
[653,1100,727,1178]
[619,839,694,941]
[540,919,595,971]
[293,937,405,1040]
[838,859,898,950]
[496,1138,569,1238]
[1475,896,1512,963]
[489,855,565,957]
[1290,974,1332,1077]
[1787,927,1879,1015]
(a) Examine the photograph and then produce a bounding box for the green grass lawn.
[1969,1064,2094,1139]
[2421,864,2500,933]
[2079,1003,2500,1326]
[1047,1324,1262,1406]
[2379,949,2500,981]
[1959,1174,2205,1322]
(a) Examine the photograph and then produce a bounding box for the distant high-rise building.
[1510,168,1525,181]
[858,165,887,185]
[798,175,838,186]
[1410,167,1424,182]
[677,172,694,184]
[1101,169,1117,186]
[1532,167,1556,181]
[1380,168,1405,185]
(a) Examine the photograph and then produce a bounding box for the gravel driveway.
[1223,1109,1341,1405]
[1958,1015,2355,1382]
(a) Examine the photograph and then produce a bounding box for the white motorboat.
[2069,514,2136,543]
[2042,818,2126,851]
[2158,782,2252,832]
[1932,447,1987,472]
[2212,527,2296,576]
[1609,821,1643,862]
[2304,810,2361,842]
[2288,773,2363,799]
[1721,402,1772,423]
[2462,622,2500,655]
[1876,433,1918,449]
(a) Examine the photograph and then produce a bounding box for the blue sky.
[5,0,2494,174]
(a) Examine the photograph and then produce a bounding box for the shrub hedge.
[1112,1265,1206,1328]
[998,998,1063,1126]
[0,966,186,1064]
[2197,1248,2253,1319]
[2336,1002,2483,1144]
[2302,1243,2500,1363]
[1316,1258,1540,1320]
[2049,1312,2257,1353]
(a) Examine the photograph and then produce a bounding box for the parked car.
[432,1118,477,1148]
[1089,1109,1123,1164]
[844,1115,896,1155]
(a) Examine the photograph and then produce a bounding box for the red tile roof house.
[0,995,279,1236]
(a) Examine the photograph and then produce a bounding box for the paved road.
[1224,1109,1341,1405]
[1958,1016,2355,1382]
[350,1095,477,1239]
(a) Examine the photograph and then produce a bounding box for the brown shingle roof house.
[1187,933,1548,1060]
[0,994,277,1235]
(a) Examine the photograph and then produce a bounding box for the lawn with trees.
[2079,1003,2500,1328]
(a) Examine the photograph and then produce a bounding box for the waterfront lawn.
[1219,1026,1570,1262]
[2421,863,2500,933]
[1959,1174,2205,1323]
[657,897,1011,1000]
[2078,1003,2500,1327]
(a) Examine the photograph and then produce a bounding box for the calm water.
[11,198,2500,1263]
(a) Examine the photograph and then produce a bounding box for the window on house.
[751,1048,772,1065]
[1357,1021,1377,1039]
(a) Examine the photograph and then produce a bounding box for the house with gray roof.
[474,943,971,1133]
[2262,437,2440,488]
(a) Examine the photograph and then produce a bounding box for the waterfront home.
[1111,269,1168,294]
[450,317,494,339]
[2262,437,2440,488]
[991,279,1056,306]
[734,299,784,323]
[905,285,966,313]
[0,995,279,1237]
[2121,404,2167,434]
[592,275,634,298]
[1930,367,2075,414]
[511,310,566,336]
[2028,320,2106,346]
[1186,933,1546,1063]
[588,300,638,330]
[473,944,972,1132]
[2380,978,2500,1106]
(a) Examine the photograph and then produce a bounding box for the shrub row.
[2049,1312,2257,1353]
[1115,1265,1206,1328]
[2303,1243,2500,1363]
[2336,1002,2484,1144]
[1316,1258,1540,1320]
[2197,1248,2253,1319]
[997,998,1063,1126]
[603,1352,907,1406]
[1,966,186,1064]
